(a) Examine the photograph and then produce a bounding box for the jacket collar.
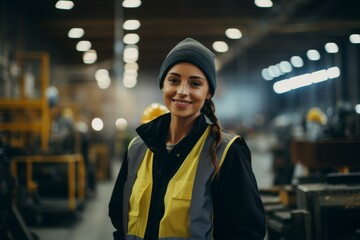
[136,113,209,152]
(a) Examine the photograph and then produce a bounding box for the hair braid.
[202,99,222,175]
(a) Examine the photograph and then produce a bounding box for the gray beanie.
[158,38,216,96]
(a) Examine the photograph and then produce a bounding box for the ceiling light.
[279,61,292,73]
[123,20,141,30]
[290,56,304,68]
[311,69,328,83]
[122,0,141,8]
[327,66,340,79]
[307,49,321,61]
[76,40,92,51]
[261,68,273,81]
[355,104,360,114]
[349,34,360,44]
[91,118,103,131]
[273,80,291,94]
[95,69,110,81]
[324,42,339,53]
[212,41,228,53]
[123,74,137,88]
[225,28,242,39]
[83,50,97,64]
[97,77,111,89]
[55,0,74,10]
[254,0,273,8]
[123,45,139,63]
[124,62,139,71]
[116,118,128,131]
[68,28,84,38]
[268,65,281,78]
[123,33,140,44]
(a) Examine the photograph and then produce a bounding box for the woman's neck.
[167,115,197,144]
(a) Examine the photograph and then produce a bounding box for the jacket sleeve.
[211,137,266,240]
[108,150,128,240]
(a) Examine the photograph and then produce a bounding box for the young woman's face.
[162,62,211,121]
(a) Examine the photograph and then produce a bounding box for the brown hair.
[201,99,222,175]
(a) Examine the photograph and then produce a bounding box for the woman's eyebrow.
[189,75,206,80]
[167,71,206,81]
[167,72,181,77]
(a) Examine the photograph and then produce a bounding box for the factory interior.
[1,0,360,239]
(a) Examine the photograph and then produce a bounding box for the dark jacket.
[109,113,266,240]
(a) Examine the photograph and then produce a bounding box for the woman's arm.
[108,151,128,240]
[211,137,266,240]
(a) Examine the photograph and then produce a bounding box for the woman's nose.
[177,83,189,95]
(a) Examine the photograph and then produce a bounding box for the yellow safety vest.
[123,127,238,240]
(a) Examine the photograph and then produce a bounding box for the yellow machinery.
[0,52,50,151]
[10,154,86,211]
[0,52,87,221]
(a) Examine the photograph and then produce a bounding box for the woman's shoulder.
[221,129,244,144]
[127,136,146,153]
[220,129,250,152]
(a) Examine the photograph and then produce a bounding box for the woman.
[109,38,266,240]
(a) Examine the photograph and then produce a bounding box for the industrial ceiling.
[17,0,360,82]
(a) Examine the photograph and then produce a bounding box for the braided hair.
[201,99,222,175]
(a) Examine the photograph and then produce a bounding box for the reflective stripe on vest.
[123,127,239,240]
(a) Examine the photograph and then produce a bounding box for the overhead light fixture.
[97,77,111,89]
[83,50,97,64]
[307,49,321,61]
[123,74,137,88]
[225,28,242,39]
[95,69,111,89]
[261,68,273,81]
[290,56,304,68]
[349,34,360,44]
[212,41,228,53]
[95,69,110,81]
[76,40,92,51]
[123,33,140,44]
[355,104,360,114]
[279,61,292,73]
[273,66,340,94]
[68,28,84,38]
[254,0,273,8]
[268,65,281,78]
[327,66,340,79]
[55,0,74,10]
[122,0,141,8]
[91,118,104,131]
[124,62,139,71]
[123,20,141,30]
[324,42,339,53]
[115,118,128,131]
[123,45,139,63]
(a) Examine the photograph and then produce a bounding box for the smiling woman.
[108,38,266,240]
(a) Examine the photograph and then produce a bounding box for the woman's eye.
[168,78,179,84]
[191,81,201,87]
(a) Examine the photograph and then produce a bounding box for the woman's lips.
[172,99,192,107]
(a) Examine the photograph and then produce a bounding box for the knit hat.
[158,38,216,96]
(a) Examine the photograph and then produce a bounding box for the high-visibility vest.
[122,127,239,240]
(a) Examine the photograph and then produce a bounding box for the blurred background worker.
[140,103,169,124]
